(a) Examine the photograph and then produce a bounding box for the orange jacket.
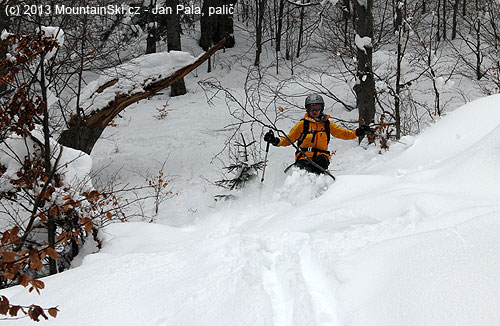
[276,114,358,160]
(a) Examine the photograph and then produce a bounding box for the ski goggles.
[307,104,323,112]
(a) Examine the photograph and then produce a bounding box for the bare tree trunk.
[343,0,351,47]
[146,0,157,54]
[452,0,460,39]
[353,0,376,126]
[285,7,291,61]
[474,0,483,80]
[254,0,266,65]
[200,0,214,51]
[394,0,407,139]
[275,0,286,74]
[166,0,186,96]
[200,0,236,51]
[38,49,58,275]
[296,7,305,58]
[436,0,441,41]
[443,0,447,40]
[276,0,285,52]
[394,0,403,32]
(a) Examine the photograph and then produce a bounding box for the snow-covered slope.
[2,68,500,326]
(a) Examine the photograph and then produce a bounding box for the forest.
[1,0,499,322]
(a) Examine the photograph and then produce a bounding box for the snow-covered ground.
[2,31,500,326]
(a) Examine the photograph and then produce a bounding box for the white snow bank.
[363,94,500,176]
[337,211,500,326]
[0,129,93,193]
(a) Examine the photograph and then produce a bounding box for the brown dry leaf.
[29,250,43,271]
[48,307,58,318]
[32,279,45,290]
[84,220,93,233]
[45,248,58,260]
[18,274,29,287]
[2,251,17,263]
[9,305,22,317]
[0,296,10,315]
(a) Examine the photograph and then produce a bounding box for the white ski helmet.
[304,94,325,111]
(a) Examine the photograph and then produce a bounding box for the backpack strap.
[324,119,330,144]
[297,118,310,148]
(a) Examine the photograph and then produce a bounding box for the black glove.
[355,125,372,137]
[264,130,280,146]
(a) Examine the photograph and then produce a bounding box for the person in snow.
[263,94,371,174]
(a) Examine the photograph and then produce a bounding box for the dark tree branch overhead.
[58,37,229,154]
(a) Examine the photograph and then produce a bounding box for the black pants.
[294,155,329,175]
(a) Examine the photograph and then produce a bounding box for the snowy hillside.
[1,17,500,323]
[2,68,500,326]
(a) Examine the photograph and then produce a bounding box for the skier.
[263,94,371,174]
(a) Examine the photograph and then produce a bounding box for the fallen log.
[59,36,228,154]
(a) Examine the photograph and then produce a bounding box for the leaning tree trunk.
[353,0,376,127]
[200,0,237,51]
[165,0,186,96]
[58,38,228,154]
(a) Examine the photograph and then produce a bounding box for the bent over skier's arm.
[276,121,304,146]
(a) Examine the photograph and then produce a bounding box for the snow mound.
[274,168,334,203]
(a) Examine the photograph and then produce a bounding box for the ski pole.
[260,136,271,183]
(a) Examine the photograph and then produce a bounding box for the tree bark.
[394,0,407,140]
[296,7,305,58]
[443,0,447,40]
[474,0,482,80]
[165,0,187,96]
[452,0,459,39]
[353,0,376,126]
[276,0,285,52]
[343,0,351,47]
[254,0,266,65]
[146,26,157,54]
[200,0,236,51]
[436,0,441,41]
[145,0,158,54]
